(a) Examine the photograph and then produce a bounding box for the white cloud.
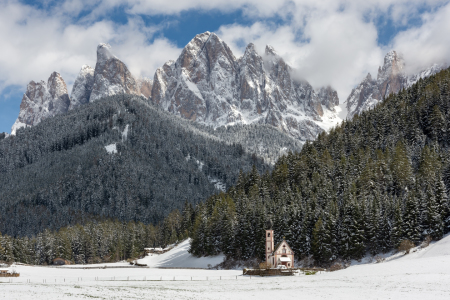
[1,0,450,119]
[0,0,181,93]
[393,2,450,75]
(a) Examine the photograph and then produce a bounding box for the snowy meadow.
[2,236,450,299]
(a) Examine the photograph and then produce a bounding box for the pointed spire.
[96,43,116,64]
[265,45,277,56]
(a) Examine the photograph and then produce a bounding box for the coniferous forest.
[2,68,450,267]
[0,94,291,237]
[189,68,450,265]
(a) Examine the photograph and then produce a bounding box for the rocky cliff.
[11,72,70,135]
[13,44,151,134]
[346,51,445,118]
[151,32,341,141]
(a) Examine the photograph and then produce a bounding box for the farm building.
[144,247,164,255]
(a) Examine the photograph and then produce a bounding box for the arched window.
[268,233,271,237]
[282,248,286,254]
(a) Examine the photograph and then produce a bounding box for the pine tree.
[426,184,444,240]
[403,193,421,244]
[312,217,333,265]
[391,201,404,248]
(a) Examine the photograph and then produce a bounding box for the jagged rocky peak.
[265,45,278,56]
[346,50,444,119]
[377,50,406,99]
[150,31,341,142]
[70,65,95,110]
[97,43,116,62]
[11,72,70,135]
[317,86,339,111]
[89,43,140,102]
[10,33,341,142]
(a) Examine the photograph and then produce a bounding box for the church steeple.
[265,219,274,267]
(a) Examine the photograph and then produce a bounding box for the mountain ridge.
[10,32,341,142]
[346,50,447,118]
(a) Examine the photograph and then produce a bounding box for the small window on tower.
[268,233,270,237]
[268,247,270,250]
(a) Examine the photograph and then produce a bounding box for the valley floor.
[2,236,450,299]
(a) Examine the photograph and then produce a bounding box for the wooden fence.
[243,269,295,276]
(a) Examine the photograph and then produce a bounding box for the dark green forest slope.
[189,68,450,265]
[0,95,278,237]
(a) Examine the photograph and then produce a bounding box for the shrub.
[374,255,385,263]
[329,263,345,272]
[398,240,415,254]
[259,262,271,270]
[304,270,317,275]
[421,236,432,248]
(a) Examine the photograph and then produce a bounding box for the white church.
[265,221,295,269]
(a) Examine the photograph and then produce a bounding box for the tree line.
[0,201,196,264]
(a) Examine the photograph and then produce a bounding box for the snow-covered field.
[2,236,450,299]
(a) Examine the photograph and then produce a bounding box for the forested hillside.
[0,95,275,237]
[189,68,450,265]
[0,208,190,265]
[195,123,302,165]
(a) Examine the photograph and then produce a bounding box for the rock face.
[11,72,70,135]
[136,77,153,98]
[12,44,147,134]
[69,65,94,110]
[11,34,341,141]
[151,32,340,141]
[89,43,140,102]
[346,51,445,118]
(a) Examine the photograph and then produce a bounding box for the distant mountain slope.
[346,51,445,118]
[0,95,273,237]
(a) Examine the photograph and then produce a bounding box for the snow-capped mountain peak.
[150,32,341,141]
[11,72,70,134]
[96,43,116,63]
[70,65,95,110]
[10,33,342,142]
[346,50,445,118]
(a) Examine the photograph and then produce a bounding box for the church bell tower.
[265,219,274,266]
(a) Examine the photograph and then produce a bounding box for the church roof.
[273,239,294,254]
